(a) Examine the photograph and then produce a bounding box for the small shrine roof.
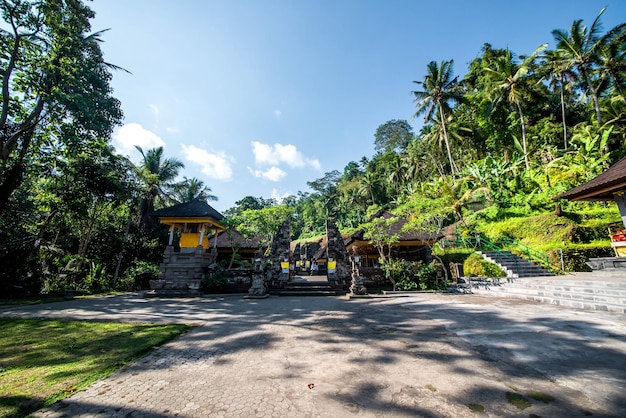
[556,156,626,201]
[151,199,224,221]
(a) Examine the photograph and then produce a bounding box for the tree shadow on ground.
[2,293,626,416]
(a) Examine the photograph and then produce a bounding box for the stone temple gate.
[264,219,350,290]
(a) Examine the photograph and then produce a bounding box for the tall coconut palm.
[172,177,218,204]
[134,146,184,228]
[551,7,626,126]
[542,48,578,150]
[596,35,626,103]
[412,60,464,175]
[483,44,547,169]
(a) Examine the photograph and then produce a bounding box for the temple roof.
[350,211,443,243]
[151,199,224,221]
[556,156,626,201]
[214,229,261,249]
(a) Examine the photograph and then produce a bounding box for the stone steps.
[480,251,554,278]
[467,273,626,313]
[278,280,338,296]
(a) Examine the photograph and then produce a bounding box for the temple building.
[149,198,225,294]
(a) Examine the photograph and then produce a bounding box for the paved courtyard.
[2,292,625,417]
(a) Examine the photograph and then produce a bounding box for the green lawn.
[0,318,190,418]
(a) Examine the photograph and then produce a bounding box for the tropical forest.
[1,2,625,297]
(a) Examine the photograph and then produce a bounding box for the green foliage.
[238,205,294,254]
[463,253,506,277]
[1,5,625,297]
[374,119,414,153]
[201,266,229,292]
[362,215,400,261]
[380,258,439,291]
[118,261,161,291]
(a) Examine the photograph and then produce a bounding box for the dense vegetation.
[1,2,624,296]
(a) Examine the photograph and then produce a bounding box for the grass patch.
[425,384,437,392]
[506,391,531,410]
[527,390,555,403]
[0,318,190,418]
[467,403,485,413]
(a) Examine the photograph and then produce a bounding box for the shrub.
[201,266,229,292]
[381,258,439,291]
[118,261,161,291]
[463,253,505,277]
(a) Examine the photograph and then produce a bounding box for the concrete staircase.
[278,279,338,296]
[480,250,554,278]
[467,272,626,313]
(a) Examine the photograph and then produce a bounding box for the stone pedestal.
[244,258,270,299]
[147,245,214,297]
[349,249,367,296]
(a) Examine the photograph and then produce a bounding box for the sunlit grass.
[0,318,190,418]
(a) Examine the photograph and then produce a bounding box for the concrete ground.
[1,291,625,417]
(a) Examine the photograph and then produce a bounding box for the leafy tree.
[32,139,134,291]
[412,60,464,175]
[362,215,400,263]
[223,195,275,218]
[237,205,294,255]
[342,161,362,181]
[373,119,414,153]
[0,0,123,213]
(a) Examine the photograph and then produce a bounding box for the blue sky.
[90,0,626,213]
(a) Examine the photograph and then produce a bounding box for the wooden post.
[168,225,175,246]
[615,192,626,228]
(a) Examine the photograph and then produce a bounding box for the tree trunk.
[516,101,529,170]
[0,162,24,213]
[438,104,456,176]
[559,75,568,150]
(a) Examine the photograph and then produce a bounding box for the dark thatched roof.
[556,156,626,201]
[350,211,443,242]
[150,199,224,221]
[214,229,261,249]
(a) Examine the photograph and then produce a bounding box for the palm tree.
[172,177,218,204]
[483,44,547,169]
[596,35,626,103]
[551,7,626,126]
[359,171,377,206]
[542,49,577,150]
[134,146,184,228]
[412,60,464,175]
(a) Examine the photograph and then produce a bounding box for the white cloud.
[181,144,233,182]
[271,188,291,203]
[248,166,286,182]
[149,104,159,116]
[251,141,321,170]
[112,123,166,156]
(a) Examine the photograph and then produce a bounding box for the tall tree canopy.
[374,120,414,153]
[0,0,123,212]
